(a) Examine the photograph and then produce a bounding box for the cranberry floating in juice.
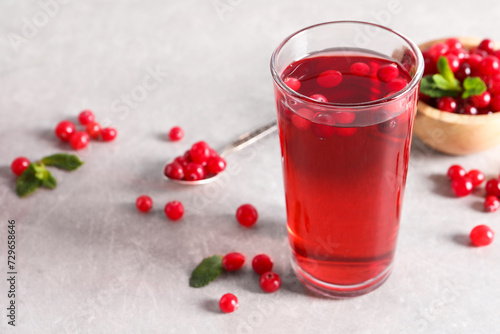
[271,21,424,297]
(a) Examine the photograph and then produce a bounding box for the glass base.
[291,257,393,298]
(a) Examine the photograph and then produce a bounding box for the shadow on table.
[450,233,472,247]
[429,173,454,198]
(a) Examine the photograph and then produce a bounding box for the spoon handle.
[219,120,278,157]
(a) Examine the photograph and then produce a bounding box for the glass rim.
[270,20,424,108]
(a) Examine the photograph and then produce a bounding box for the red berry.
[85,121,101,139]
[455,62,472,82]
[377,64,399,82]
[490,95,500,111]
[164,162,185,180]
[385,79,407,93]
[292,108,314,130]
[350,62,370,76]
[466,169,485,187]
[444,54,460,73]
[484,195,500,213]
[164,201,184,221]
[311,112,336,138]
[69,131,90,150]
[447,165,466,180]
[461,104,478,115]
[190,141,210,164]
[169,126,184,141]
[219,293,238,313]
[445,38,463,50]
[471,48,489,58]
[317,70,342,88]
[451,177,473,197]
[470,91,491,109]
[428,43,449,62]
[284,77,301,91]
[174,156,189,167]
[437,97,457,112]
[11,157,30,176]
[467,54,483,71]
[259,271,281,293]
[78,110,95,125]
[101,127,117,142]
[206,156,226,175]
[55,120,76,142]
[470,225,494,246]
[479,55,500,76]
[136,195,153,212]
[486,179,500,197]
[236,204,258,227]
[222,252,245,271]
[184,163,206,181]
[252,254,273,275]
[423,52,437,75]
[309,94,328,102]
[478,39,495,54]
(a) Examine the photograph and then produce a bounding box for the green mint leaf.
[41,171,57,189]
[419,76,458,98]
[462,76,487,99]
[41,154,84,171]
[16,164,42,197]
[189,255,223,288]
[32,163,49,180]
[437,56,456,83]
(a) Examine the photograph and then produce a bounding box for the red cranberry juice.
[276,51,415,287]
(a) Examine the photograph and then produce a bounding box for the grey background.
[1,0,500,333]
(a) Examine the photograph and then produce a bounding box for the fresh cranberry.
[428,43,449,62]
[219,293,238,313]
[169,126,184,141]
[69,131,90,150]
[436,97,457,112]
[350,62,370,76]
[478,108,494,115]
[451,177,473,197]
[317,70,342,88]
[174,156,189,167]
[470,91,491,109]
[252,254,273,275]
[486,179,500,197]
[445,38,463,50]
[455,62,471,81]
[55,120,76,142]
[309,94,328,102]
[78,110,95,125]
[484,195,500,213]
[466,169,485,187]
[470,225,494,246]
[164,201,184,221]
[478,39,495,54]
[490,95,500,111]
[85,121,101,139]
[311,113,336,138]
[467,54,483,71]
[291,108,314,130]
[136,195,153,212]
[190,141,210,164]
[101,127,117,142]
[494,50,500,59]
[182,151,192,163]
[222,252,245,271]
[236,204,258,227]
[206,156,226,175]
[259,271,281,293]
[491,77,500,95]
[448,48,468,61]
[184,163,206,181]
[377,64,399,82]
[447,165,466,180]
[471,48,489,58]
[11,157,30,176]
[284,77,301,91]
[461,104,478,115]
[479,55,500,76]
[445,54,460,73]
[164,162,185,180]
[423,52,437,75]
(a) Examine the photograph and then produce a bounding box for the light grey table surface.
[1,1,500,333]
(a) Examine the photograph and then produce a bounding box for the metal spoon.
[162,120,278,185]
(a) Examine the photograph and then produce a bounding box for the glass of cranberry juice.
[271,21,424,297]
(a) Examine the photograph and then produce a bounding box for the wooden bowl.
[414,37,500,155]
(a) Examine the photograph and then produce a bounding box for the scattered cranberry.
[484,195,500,213]
[101,127,117,142]
[11,157,30,176]
[86,121,102,139]
[185,163,206,181]
[136,195,153,213]
[451,177,473,197]
[350,62,370,76]
[284,77,301,91]
[437,97,457,112]
[469,225,494,246]
[55,120,76,142]
[78,110,95,125]
[478,39,495,54]
[252,254,273,275]
[206,156,226,175]
[447,165,466,180]
[317,70,342,88]
[164,201,184,221]
[164,162,185,180]
[190,141,210,164]
[69,131,90,150]
[486,179,500,197]
[466,169,485,187]
[377,64,399,82]
[169,126,184,141]
[222,252,246,271]
[470,91,491,109]
[236,204,258,227]
[259,271,281,293]
[219,293,238,313]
